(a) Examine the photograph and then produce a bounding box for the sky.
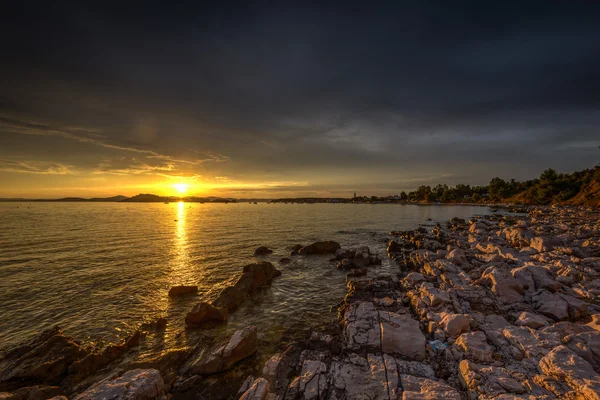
[1,2,599,198]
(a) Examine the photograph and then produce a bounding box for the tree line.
[402,165,600,204]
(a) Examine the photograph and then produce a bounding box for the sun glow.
[174,183,189,194]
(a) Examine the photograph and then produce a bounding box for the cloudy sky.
[1,2,599,198]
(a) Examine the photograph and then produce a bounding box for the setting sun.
[174,183,189,194]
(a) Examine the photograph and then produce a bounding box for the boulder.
[168,285,198,297]
[298,241,341,255]
[212,262,281,311]
[447,248,468,267]
[439,313,470,339]
[289,244,303,256]
[72,369,165,400]
[515,312,549,329]
[455,331,494,363]
[185,302,228,326]
[380,311,427,361]
[530,236,561,253]
[188,326,258,375]
[532,291,569,321]
[481,266,524,303]
[254,246,273,256]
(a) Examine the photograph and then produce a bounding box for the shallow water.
[0,202,490,354]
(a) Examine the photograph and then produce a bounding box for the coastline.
[1,205,600,399]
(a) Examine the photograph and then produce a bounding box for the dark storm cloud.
[1,1,599,195]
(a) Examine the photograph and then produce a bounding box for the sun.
[174,183,189,194]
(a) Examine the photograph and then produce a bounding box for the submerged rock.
[298,241,341,255]
[254,246,273,256]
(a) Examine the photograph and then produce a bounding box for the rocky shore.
[2,205,600,399]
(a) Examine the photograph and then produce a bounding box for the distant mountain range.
[0,194,248,203]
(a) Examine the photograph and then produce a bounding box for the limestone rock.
[455,331,494,363]
[539,345,600,399]
[188,326,258,375]
[439,312,470,339]
[515,312,550,329]
[298,241,341,254]
[168,285,198,297]
[380,311,426,361]
[401,374,462,400]
[330,353,399,400]
[185,302,228,326]
[72,369,166,400]
[239,377,270,400]
[343,302,381,351]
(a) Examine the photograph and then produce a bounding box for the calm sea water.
[0,202,490,356]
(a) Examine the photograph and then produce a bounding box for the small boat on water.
[164,202,170,204]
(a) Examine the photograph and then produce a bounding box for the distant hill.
[0,195,129,202]
[121,194,168,202]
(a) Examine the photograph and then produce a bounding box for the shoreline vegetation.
[1,164,599,206]
[1,204,599,399]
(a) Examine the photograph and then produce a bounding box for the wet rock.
[0,327,87,391]
[188,326,258,375]
[212,262,281,311]
[298,241,341,255]
[290,244,303,256]
[279,258,291,264]
[71,369,165,400]
[168,285,198,297]
[185,302,228,326]
[0,385,64,400]
[254,246,273,256]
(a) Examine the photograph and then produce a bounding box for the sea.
[0,202,492,359]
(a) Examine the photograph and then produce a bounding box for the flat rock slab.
[330,353,399,400]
